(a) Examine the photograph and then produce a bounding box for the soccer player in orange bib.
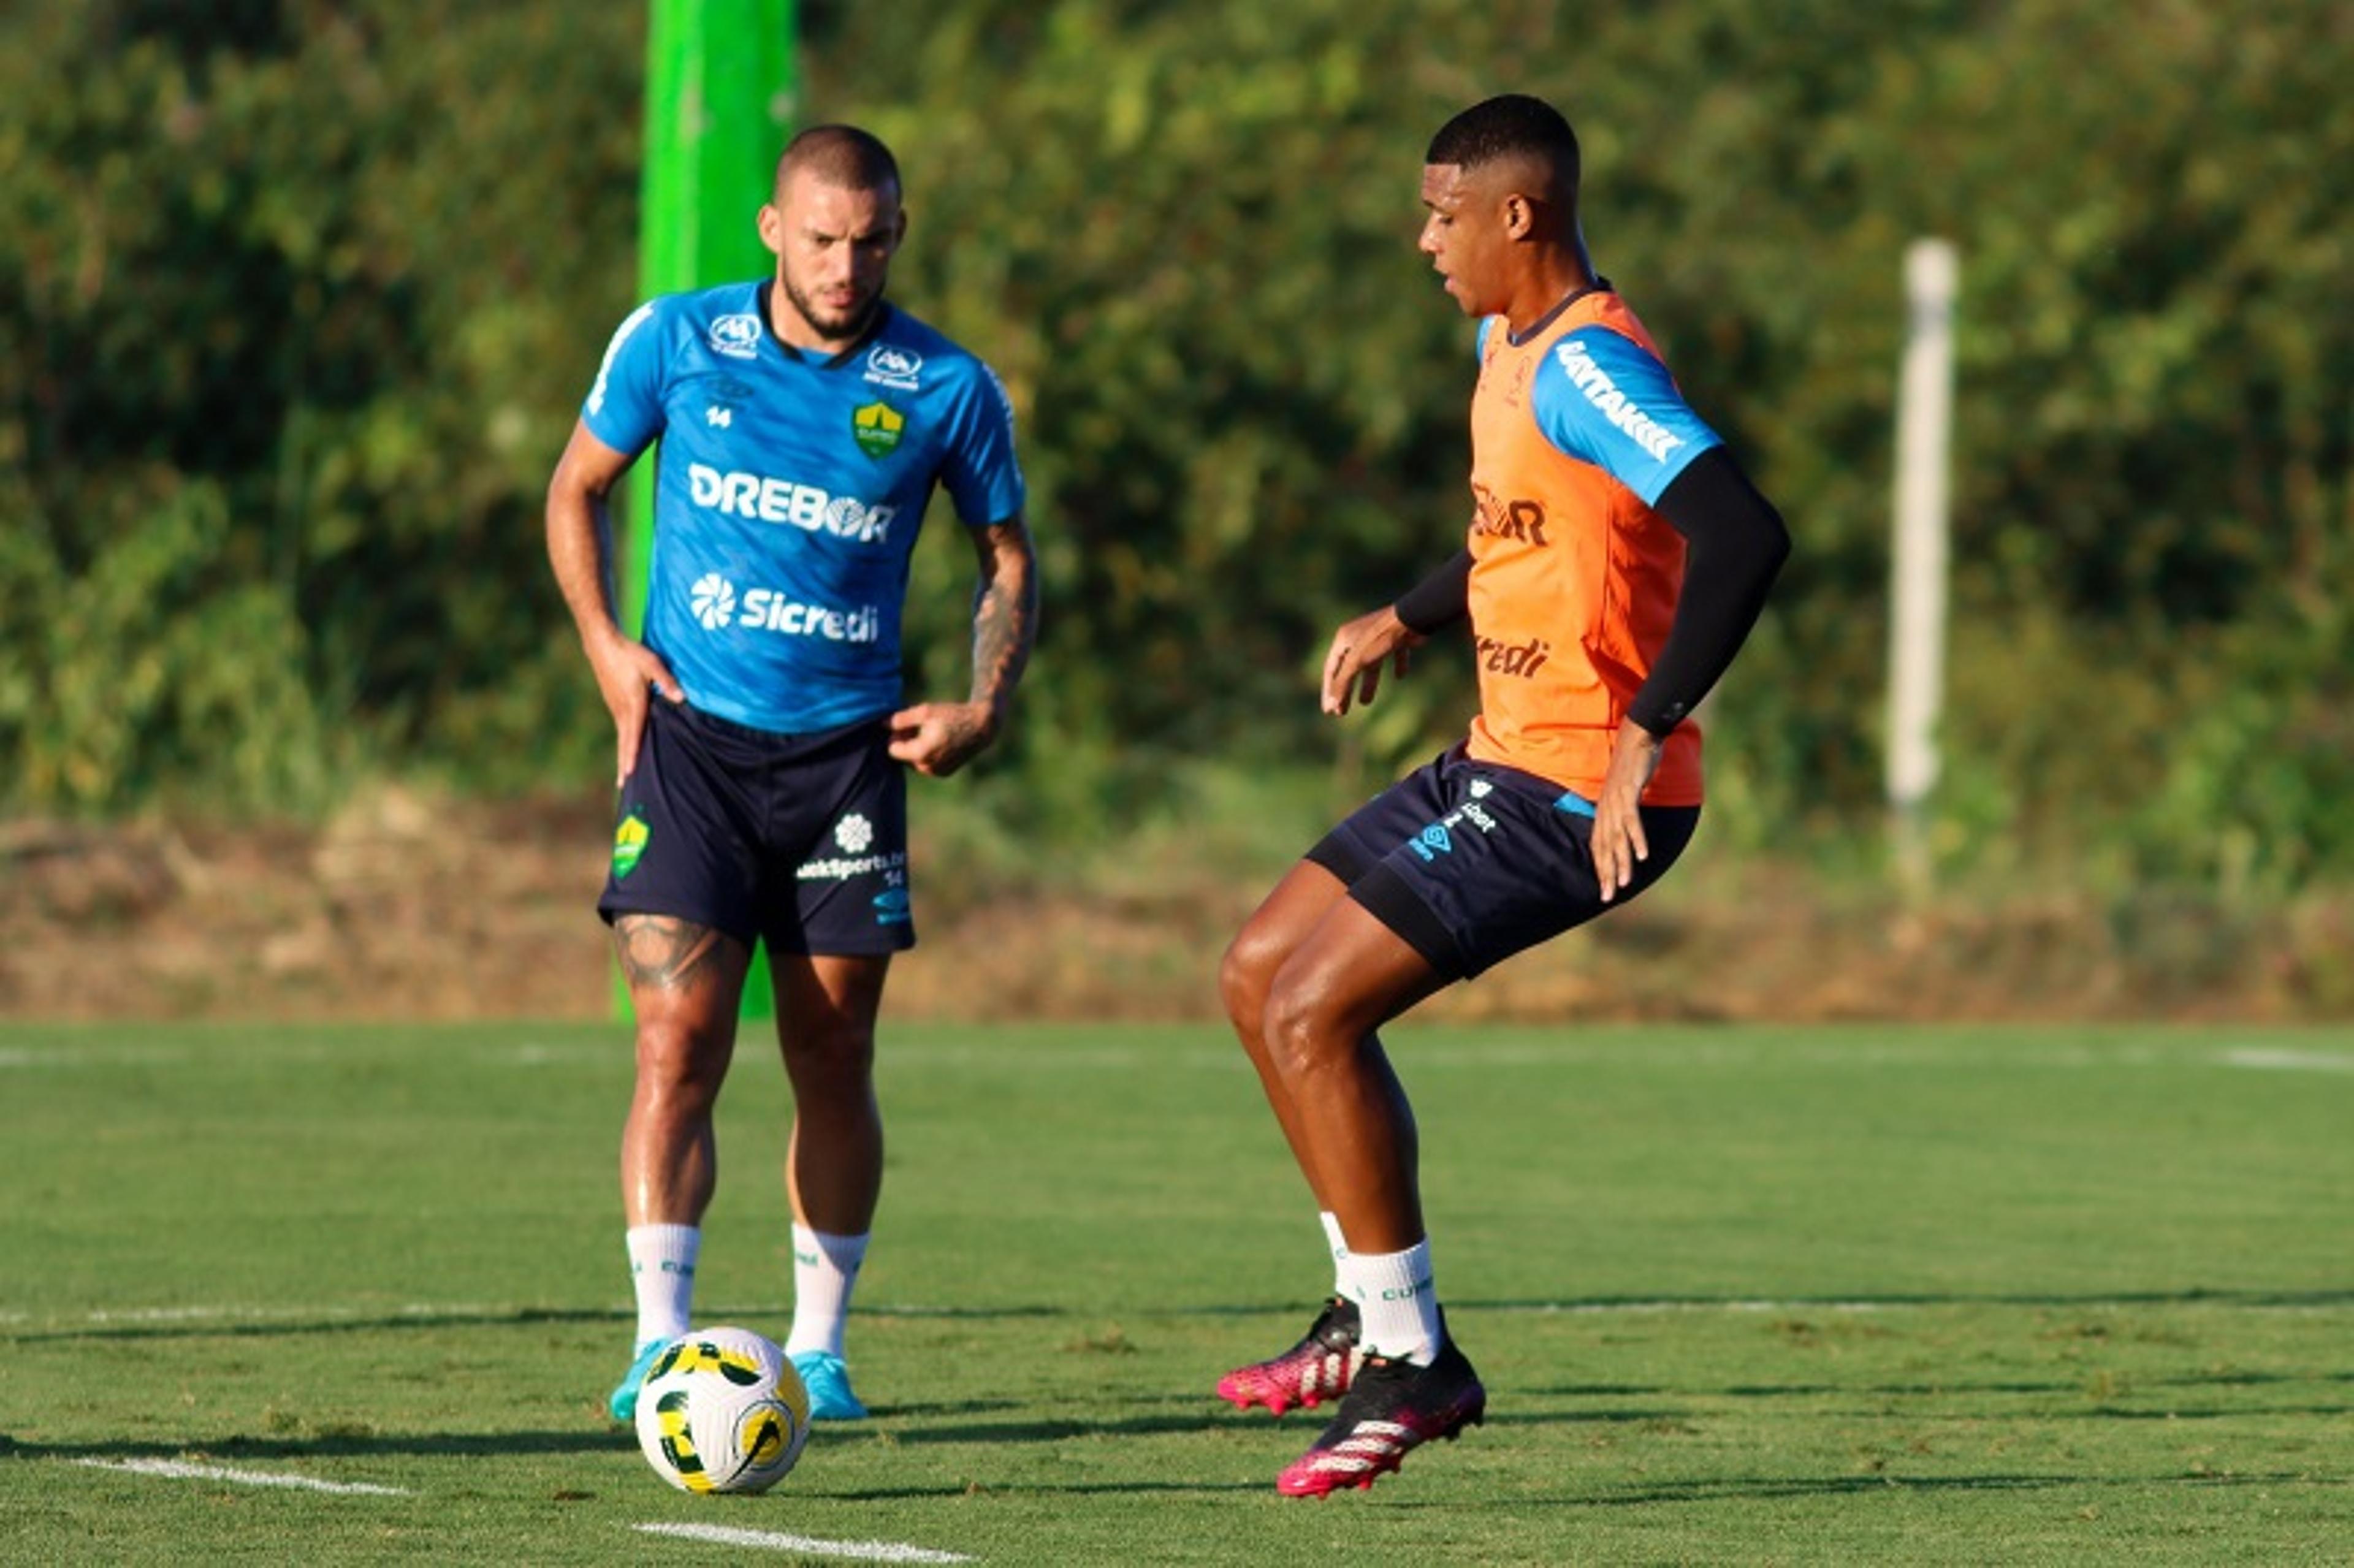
[1216,94,1790,1496]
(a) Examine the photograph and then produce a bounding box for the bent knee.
[1260,964,1350,1076]
[1219,928,1279,1026]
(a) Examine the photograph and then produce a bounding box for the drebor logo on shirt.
[1553,338,1687,463]
[687,462,899,543]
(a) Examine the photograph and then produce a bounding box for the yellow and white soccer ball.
[632,1326,811,1494]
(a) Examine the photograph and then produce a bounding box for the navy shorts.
[1308,744,1699,980]
[598,699,914,956]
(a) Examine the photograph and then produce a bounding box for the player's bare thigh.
[1263,893,1449,1066]
[1223,859,1352,1012]
[768,951,891,1075]
[614,914,753,1065]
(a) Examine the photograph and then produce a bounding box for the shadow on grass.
[888,1411,1236,1445]
[1526,1368,2354,1401]
[1457,1288,2354,1312]
[1496,1469,2333,1510]
[0,1429,622,1462]
[793,1479,1268,1501]
[7,1301,1064,1346]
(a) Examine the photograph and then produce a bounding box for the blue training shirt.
[1477,317,1721,504]
[582,282,1027,734]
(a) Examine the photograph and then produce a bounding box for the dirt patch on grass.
[2,793,2346,1023]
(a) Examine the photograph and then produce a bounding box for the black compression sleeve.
[1393,547,1473,635]
[1627,447,1791,736]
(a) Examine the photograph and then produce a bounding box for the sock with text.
[626,1223,699,1349]
[1338,1238,1439,1365]
[783,1224,869,1360]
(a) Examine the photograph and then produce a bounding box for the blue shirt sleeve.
[581,299,668,457]
[939,364,1027,526]
[1530,325,1722,505]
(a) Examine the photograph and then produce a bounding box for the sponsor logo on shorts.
[834,813,875,853]
[851,402,905,459]
[687,462,899,542]
[1553,337,1688,463]
[707,313,764,360]
[797,850,908,883]
[864,343,923,390]
[1407,803,1499,862]
[612,809,650,879]
[872,886,912,925]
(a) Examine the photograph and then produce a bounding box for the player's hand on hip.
[1320,606,1425,716]
[888,700,996,778]
[1593,721,1665,903]
[588,634,682,786]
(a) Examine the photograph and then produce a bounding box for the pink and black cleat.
[1216,1296,1363,1417]
[1274,1337,1486,1498]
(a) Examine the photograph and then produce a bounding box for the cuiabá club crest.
[851,402,905,459]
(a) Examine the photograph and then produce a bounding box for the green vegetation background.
[4,1,2348,902]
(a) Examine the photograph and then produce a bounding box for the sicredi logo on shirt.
[687,463,899,543]
[688,573,880,643]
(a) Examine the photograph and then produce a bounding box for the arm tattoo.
[969,520,1038,714]
[613,915,729,992]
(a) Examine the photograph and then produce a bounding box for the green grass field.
[2,1021,2349,1564]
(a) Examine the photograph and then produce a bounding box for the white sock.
[1319,1211,1350,1297]
[626,1224,699,1348]
[783,1224,869,1360]
[1339,1239,1439,1364]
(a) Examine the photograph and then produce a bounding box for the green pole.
[620,0,796,1021]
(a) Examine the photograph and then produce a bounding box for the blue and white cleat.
[790,1349,870,1420]
[607,1338,668,1423]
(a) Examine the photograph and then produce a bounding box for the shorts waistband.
[669,699,889,757]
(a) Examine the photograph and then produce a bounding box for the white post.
[1887,238,1958,890]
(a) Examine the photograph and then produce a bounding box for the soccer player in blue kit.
[545,126,1036,1423]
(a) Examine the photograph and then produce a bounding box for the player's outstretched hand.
[888,700,997,778]
[1320,606,1425,716]
[1593,721,1664,903]
[588,634,682,787]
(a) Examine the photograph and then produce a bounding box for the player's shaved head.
[774,124,901,200]
[1425,94,1580,209]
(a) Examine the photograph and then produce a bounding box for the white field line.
[634,1522,973,1563]
[2221,1046,2354,1073]
[72,1456,408,1496]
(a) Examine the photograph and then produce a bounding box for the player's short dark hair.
[1426,94,1580,196]
[775,124,901,197]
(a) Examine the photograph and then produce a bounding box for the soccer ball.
[633,1326,811,1494]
